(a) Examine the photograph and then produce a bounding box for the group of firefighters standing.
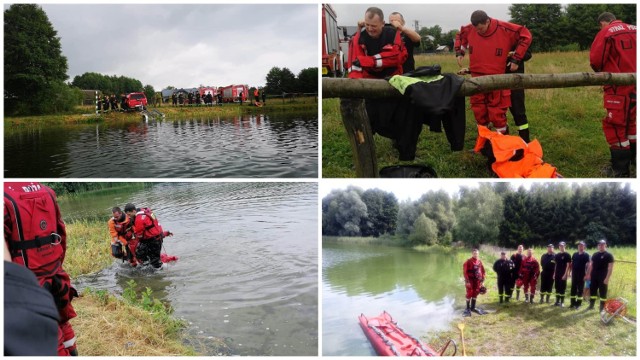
[347,7,636,177]
[463,240,615,317]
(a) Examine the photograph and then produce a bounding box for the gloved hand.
[457,68,470,75]
[163,231,173,237]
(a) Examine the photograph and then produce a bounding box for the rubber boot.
[600,301,605,312]
[518,128,530,143]
[610,148,631,178]
[576,299,582,309]
[558,296,564,307]
[530,294,534,304]
[471,298,477,311]
[499,295,503,304]
[554,295,560,306]
[588,299,595,310]
[546,294,550,303]
[516,290,520,301]
[570,298,576,309]
[505,295,510,303]
[539,295,544,304]
[525,294,529,303]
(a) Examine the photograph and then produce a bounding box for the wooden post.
[339,98,378,177]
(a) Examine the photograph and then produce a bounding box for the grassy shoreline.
[64,219,201,356]
[4,98,317,129]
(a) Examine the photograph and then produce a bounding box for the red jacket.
[133,208,164,241]
[519,255,540,278]
[590,20,636,74]
[463,257,485,282]
[347,26,407,79]
[464,19,532,76]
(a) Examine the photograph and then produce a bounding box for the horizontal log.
[323,72,636,99]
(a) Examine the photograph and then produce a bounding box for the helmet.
[479,286,487,295]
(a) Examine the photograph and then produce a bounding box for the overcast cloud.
[329,4,512,33]
[27,4,317,90]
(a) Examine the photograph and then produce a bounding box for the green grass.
[323,235,401,246]
[427,245,637,356]
[322,51,628,178]
[64,219,112,278]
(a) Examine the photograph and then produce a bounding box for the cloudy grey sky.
[329,4,512,32]
[24,4,317,90]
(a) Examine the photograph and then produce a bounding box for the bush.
[552,43,581,52]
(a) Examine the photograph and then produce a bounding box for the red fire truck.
[219,84,248,103]
[322,4,345,77]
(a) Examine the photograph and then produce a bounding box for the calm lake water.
[62,183,318,356]
[322,242,463,356]
[5,113,317,178]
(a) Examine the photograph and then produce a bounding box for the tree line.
[265,67,318,95]
[322,183,636,248]
[417,4,636,53]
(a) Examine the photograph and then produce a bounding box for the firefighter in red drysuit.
[456,10,532,135]
[124,203,172,270]
[4,182,78,356]
[518,248,540,304]
[589,12,637,177]
[462,248,486,316]
[108,206,138,266]
[347,7,407,79]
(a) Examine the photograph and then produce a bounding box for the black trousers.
[497,276,512,298]
[509,89,528,125]
[570,275,585,302]
[554,278,568,298]
[136,239,163,268]
[590,275,608,302]
[540,271,554,296]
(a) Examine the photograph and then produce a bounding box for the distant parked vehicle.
[219,84,248,103]
[124,92,148,111]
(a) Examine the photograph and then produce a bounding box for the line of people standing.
[464,240,615,317]
[492,241,613,310]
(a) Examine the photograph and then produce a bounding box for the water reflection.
[322,242,462,356]
[5,114,317,178]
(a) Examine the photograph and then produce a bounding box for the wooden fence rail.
[323,72,636,177]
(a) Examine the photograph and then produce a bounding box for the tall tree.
[360,189,398,237]
[143,84,155,102]
[409,214,438,246]
[297,67,318,94]
[563,4,608,50]
[265,67,297,95]
[509,4,564,52]
[4,4,75,115]
[454,184,504,247]
[322,187,368,236]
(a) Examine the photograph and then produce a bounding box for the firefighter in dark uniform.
[586,239,614,312]
[553,241,572,307]
[493,251,515,303]
[510,244,524,300]
[568,241,590,309]
[539,244,556,303]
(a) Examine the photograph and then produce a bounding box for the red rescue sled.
[358,311,440,356]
